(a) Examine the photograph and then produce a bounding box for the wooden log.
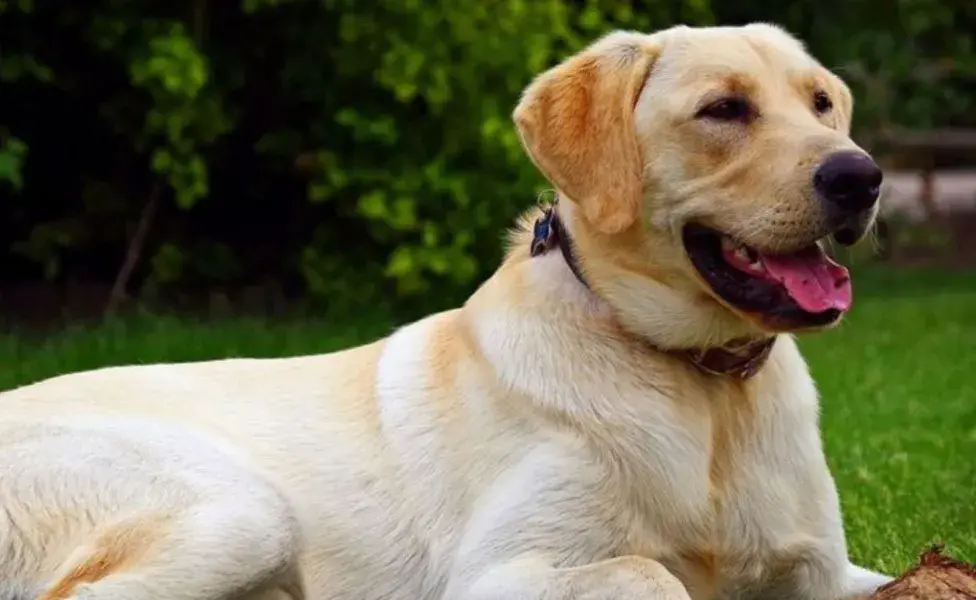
[869,546,976,599]
[877,129,976,155]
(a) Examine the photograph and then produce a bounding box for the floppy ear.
[513,32,660,234]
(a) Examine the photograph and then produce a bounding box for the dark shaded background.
[0,0,974,326]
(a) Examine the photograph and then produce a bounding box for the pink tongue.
[759,246,852,313]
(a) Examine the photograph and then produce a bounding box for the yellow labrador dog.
[1,23,891,600]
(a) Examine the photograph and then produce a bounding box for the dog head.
[513,24,881,348]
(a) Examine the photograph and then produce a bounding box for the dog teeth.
[744,248,764,271]
[721,236,737,253]
[721,236,764,272]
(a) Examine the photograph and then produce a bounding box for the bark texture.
[870,546,976,599]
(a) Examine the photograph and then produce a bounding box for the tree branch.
[104,183,161,317]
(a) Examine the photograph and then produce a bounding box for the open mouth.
[682,224,852,328]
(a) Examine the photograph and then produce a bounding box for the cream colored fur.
[0,23,891,600]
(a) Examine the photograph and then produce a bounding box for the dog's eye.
[696,97,753,122]
[813,90,833,114]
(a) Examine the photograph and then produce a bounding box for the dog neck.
[529,199,775,380]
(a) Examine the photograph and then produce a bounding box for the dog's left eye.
[813,90,833,114]
[696,97,754,122]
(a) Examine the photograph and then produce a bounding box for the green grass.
[1,265,974,574]
[802,266,976,573]
[0,314,398,391]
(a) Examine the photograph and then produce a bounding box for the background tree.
[0,0,971,321]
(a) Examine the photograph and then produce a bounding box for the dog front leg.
[457,554,692,600]
[839,562,892,599]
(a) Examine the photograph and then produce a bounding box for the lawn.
[802,266,976,573]
[1,265,973,575]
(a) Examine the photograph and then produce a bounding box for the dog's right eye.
[696,97,754,122]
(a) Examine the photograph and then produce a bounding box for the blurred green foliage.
[0,0,972,317]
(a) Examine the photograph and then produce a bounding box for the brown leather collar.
[529,201,775,380]
[677,337,775,380]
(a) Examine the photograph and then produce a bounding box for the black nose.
[813,151,883,213]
